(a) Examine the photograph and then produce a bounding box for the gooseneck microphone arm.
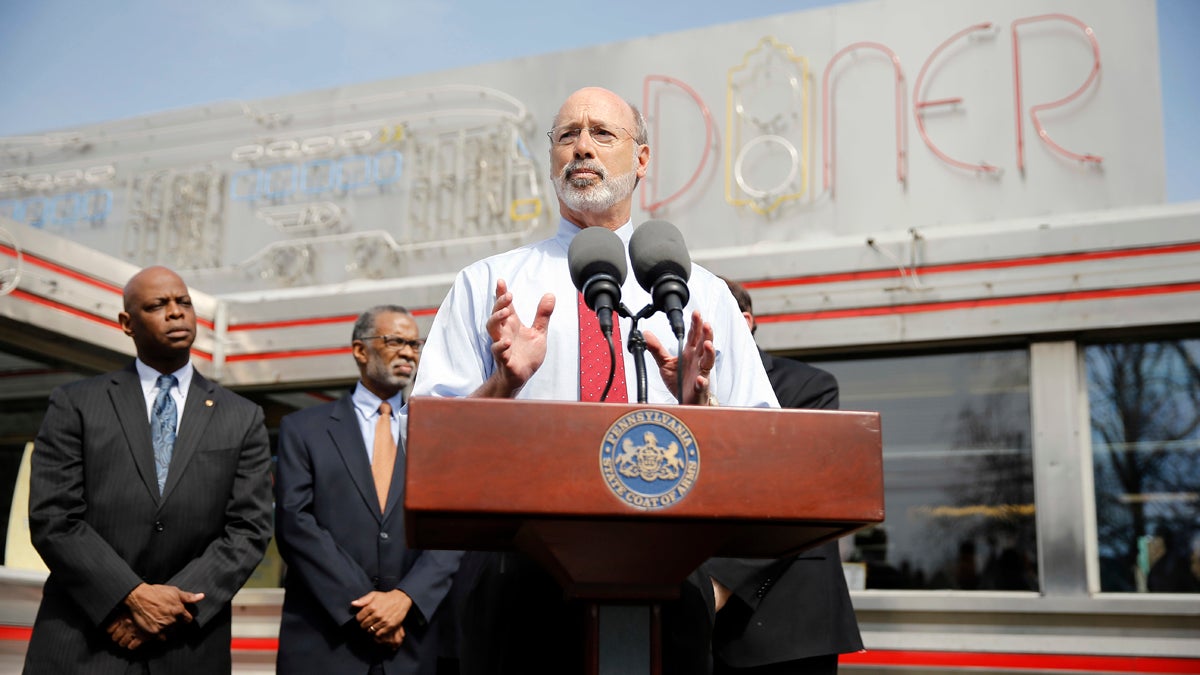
[599,313,617,402]
[675,334,685,404]
[619,302,657,404]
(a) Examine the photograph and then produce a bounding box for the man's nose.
[572,130,598,159]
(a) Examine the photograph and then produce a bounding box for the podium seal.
[599,409,700,510]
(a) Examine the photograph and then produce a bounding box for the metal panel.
[1030,341,1091,596]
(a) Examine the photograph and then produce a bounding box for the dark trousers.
[455,552,587,675]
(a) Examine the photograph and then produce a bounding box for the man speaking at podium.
[411,87,777,674]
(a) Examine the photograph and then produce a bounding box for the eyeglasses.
[546,125,635,147]
[360,335,425,351]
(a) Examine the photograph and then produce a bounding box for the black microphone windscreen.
[568,226,627,292]
[630,220,691,291]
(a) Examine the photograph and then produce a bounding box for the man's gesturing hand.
[645,310,716,405]
[475,278,555,399]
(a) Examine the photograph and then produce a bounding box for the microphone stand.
[619,302,658,404]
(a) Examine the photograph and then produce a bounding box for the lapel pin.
[205,400,214,407]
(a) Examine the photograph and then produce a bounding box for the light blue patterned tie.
[152,374,178,494]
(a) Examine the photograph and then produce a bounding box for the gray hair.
[627,100,649,147]
[351,304,410,342]
[628,100,648,189]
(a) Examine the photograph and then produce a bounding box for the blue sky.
[0,0,1196,201]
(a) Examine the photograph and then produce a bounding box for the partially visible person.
[1146,525,1200,593]
[1190,531,1200,592]
[411,87,777,675]
[709,277,863,675]
[275,305,461,674]
[25,265,273,674]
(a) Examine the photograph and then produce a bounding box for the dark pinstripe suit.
[23,363,273,674]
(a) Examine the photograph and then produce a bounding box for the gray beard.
[554,161,637,214]
[366,356,412,393]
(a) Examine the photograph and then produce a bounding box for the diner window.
[1086,339,1200,594]
[820,350,1037,591]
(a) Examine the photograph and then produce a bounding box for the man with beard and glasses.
[275,305,461,675]
[412,87,777,674]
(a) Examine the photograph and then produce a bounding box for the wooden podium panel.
[405,397,883,599]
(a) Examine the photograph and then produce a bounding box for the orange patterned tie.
[372,401,395,513]
[578,291,628,402]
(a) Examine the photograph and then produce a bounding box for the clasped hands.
[480,279,716,404]
[107,582,204,651]
[351,589,413,649]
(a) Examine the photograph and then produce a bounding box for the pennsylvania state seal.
[599,409,700,510]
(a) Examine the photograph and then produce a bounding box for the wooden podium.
[405,396,883,673]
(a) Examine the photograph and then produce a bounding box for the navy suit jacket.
[274,393,460,675]
[25,364,273,675]
[705,351,863,667]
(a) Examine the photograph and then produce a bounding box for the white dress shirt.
[412,218,778,409]
[135,358,192,428]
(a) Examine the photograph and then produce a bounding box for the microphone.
[568,227,627,336]
[630,219,691,340]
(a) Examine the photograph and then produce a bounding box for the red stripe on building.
[8,288,213,361]
[757,281,1200,324]
[8,240,1199,337]
[744,240,1200,289]
[11,288,122,328]
[217,283,1200,361]
[228,314,359,332]
[228,306,437,332]
[0,628,1194,672]
[231,637,280,652]
[224,346,351,362]
[0,626,31,641]
[0,244,123,295]
[842,649,1200,673]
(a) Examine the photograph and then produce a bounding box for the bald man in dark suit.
[24,266,273,674]
[706,278,862,674]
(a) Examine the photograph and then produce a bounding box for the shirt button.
[379,532,389,541]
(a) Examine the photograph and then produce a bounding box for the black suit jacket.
[24,363,273,674]
[274,394,460,675]
[704,351,863,667]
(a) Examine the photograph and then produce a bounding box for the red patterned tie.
[578,291,628,402]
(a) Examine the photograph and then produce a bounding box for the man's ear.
[351,340,368,366]
[118,311,134,337]
[636,143,650,181]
